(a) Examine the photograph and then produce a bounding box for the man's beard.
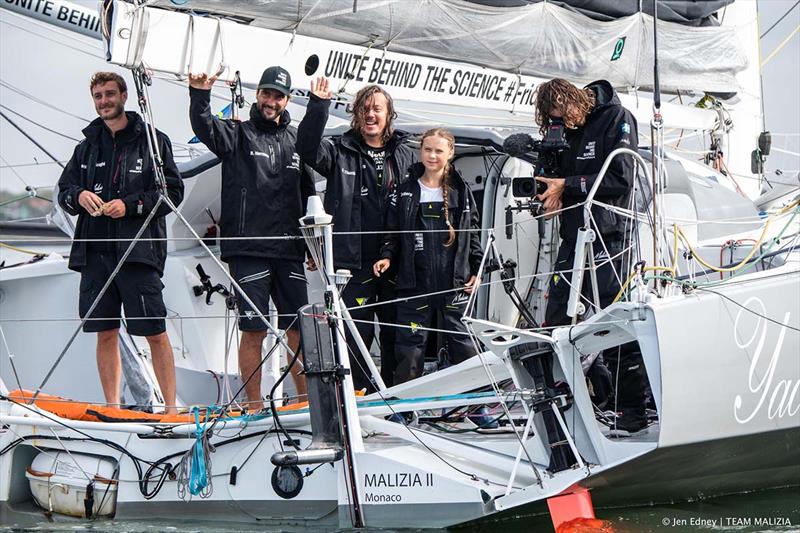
[260,103,282,120]
[361,124,384,140]
[100,103,124,120]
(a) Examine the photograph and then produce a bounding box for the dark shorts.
[79,253,166,337]
[228,256,308,331]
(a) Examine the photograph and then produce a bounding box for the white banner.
[105,0,716,131]
[1,0,101,39]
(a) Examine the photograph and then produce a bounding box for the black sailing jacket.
[57,112,183,274]
[296,93,417,270]
[558,80,638,243]
[380,163,482,292]
[189,87,314,262]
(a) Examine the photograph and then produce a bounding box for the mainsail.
[146,0,746,93]
[103,0,719,132]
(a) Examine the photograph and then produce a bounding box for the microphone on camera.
[502,133,536,158]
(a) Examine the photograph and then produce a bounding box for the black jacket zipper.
[239,188,247,235]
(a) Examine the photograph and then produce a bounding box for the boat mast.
[650,0,665,279]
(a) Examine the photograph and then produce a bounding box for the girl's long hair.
[420,128,456,247]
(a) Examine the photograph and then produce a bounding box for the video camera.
[502,119,570,238]
[503,118,570,198]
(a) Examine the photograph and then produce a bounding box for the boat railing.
[567,148,653,319]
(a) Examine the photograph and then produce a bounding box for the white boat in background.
[0,0,798,530]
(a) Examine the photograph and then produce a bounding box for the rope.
[675,199,798,274]
[762,24,800,67]
[0,242,45,255]
[614,202,800,303]
[177,407,215,499]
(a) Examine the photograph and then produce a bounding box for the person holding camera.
[297,77,416,392]
[189,67,314,409]
[58,72,184,413]
[533,78,648,433]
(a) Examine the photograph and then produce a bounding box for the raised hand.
[310,76,332,100]
[189,72,219,90]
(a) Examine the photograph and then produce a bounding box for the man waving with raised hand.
[297,77,416,391]
[189,67,314,409]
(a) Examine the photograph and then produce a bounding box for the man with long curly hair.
[534,78,649,434]
[297,77,416,392]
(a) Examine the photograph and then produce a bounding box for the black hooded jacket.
[57,112,184,274]
[380,163,482,292]
[189,87,314,262]
[558,80,638,243]
[296,93,417,270]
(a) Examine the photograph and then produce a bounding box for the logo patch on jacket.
[577,141,596,161]
[286,152,300,171]
[451,292,470,306]
[93,183,103,194]
[414,232,424,251]
[129,158,143,174]
[361,185,369,196]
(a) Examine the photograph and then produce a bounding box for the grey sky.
[0,0,797,207]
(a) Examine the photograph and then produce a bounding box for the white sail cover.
[147,0,747,93]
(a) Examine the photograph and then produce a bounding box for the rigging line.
[663,281,800,332]
[1,216,49,224]
[0,160,68,169]
[771,147,800,157]
[762,24,800,67]
[761,0,800,39]
[0,7,101,48]
[0,104,81,142]
[341,316,470,336]
[720,170,800,187]
[0,80,92,123]
[465,328,542,486]
[0,154,31,189]
[285,0,325,33]
[0,314,636,335]
[302,0,396,24]
[332,326,513,489]
[594,201,781,226]
[33,196,166,402]
[0,227,489,244]
[0,110,65,169]
[0,18,103,60]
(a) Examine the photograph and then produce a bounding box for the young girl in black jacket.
[373,128,483,385]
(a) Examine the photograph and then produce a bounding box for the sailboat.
[0,0,797,530]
